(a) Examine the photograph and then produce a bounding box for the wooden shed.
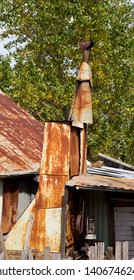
[65,161,134,259]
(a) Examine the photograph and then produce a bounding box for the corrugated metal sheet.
[86,190,109,247]
[17,179,31,219]
[99,153,134,171]
[87,166,134,179]
[0,91,44,176]
[66,174,134,192]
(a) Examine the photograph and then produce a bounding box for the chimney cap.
[79,41,94,50]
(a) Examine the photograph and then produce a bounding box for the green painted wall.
[86,190,109,249]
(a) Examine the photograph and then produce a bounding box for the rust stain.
[30,207,61,252]
[80,125,87,175]
[44,208,61,252]
[30,208,46,252]
[70,127,80,177]
[71,82,93,125]
[0,92,44,175]
[77,62,92,82]
[36,175,68,208]
[40,122,70,175]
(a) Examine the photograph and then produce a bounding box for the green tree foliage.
[0,0,133,164]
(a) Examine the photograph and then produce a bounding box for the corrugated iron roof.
[87,166,134,179]
[99,153,134,171]
[66,174,134,192]
[0,91,44,177]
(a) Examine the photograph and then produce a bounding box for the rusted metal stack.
[30,122,71,252]
[30,121,86,252]
[29,42,94,255]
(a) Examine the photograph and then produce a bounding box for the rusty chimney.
[69,41,94,128]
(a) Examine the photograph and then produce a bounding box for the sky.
[0,28,17,67]
[0,38,10,56]
[0,26,16,57]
